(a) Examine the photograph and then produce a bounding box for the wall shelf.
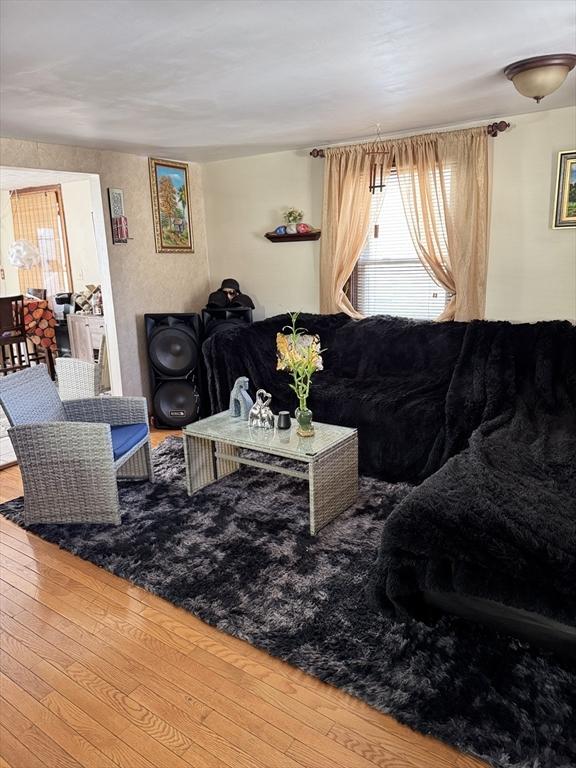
[265,229,321,243]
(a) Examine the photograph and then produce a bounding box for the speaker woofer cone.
[153,380,200,427]
[149,326,199,377]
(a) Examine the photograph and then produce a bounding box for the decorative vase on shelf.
[295,404,314,437]
[283,208,304,235]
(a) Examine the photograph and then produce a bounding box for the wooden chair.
[0,295,30,375]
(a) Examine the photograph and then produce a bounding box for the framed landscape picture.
[553,150,576,229]
[149,158,194,252]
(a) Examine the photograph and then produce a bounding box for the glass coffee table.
[182,411,358,535]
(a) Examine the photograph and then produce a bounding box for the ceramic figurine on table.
[229,376,254,419]
[249,389,275,429]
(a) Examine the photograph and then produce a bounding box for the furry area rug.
[2,437,575,768]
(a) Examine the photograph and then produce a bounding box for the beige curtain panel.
[320,146,391,316]
[319,126,489,321]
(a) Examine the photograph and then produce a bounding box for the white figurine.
[249,389,275,430]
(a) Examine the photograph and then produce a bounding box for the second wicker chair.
[0,365,153,525]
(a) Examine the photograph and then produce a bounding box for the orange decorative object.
[23,298,58,353]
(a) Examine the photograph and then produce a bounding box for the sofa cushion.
[110,423,148,461]
[310,371,451,481]
[333,315,467,378]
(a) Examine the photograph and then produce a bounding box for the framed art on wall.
[149,158,194,252]
[553,150,576,229]
[107,188,128,244]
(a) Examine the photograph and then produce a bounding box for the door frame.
[88,174,122,394]
[0,167,123,394]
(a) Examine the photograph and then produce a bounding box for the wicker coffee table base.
[183,433,358,535]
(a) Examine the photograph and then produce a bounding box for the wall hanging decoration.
[553,150,576,229]
[107,188,128,244]
[265,207,321,242]
[149,158,194,253]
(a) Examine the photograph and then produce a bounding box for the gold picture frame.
[552,150,576,229]
[149,158,194,252]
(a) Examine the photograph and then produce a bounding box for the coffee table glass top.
[183,411,356,458]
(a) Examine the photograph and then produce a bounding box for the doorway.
[9,184,73,297]
[0,167,122,465]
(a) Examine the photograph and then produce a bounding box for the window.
[10,185,72,297]
[352,170,448,320]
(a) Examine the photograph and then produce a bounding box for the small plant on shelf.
[283,207,304,225]
[267,208,320,240]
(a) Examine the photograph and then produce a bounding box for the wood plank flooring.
[0,429,488,768]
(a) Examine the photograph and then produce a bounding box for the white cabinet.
[67,314,106,362]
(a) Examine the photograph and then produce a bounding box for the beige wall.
[203,150,323,318]
[0,137,211,397]
[203,107,576,324]
[0,190,19,296]
[486,107,576,322]
[60,179,101,290]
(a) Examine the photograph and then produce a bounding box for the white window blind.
[354,170,448,320]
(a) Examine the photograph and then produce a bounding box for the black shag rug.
[2,437,575,768]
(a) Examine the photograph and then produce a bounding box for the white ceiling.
[1,0,575,162]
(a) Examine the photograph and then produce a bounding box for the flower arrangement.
[283,207,304,225]
[276,312,324,436]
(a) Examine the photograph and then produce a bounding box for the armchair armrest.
[63,397,149,426]
[9,421,114,470]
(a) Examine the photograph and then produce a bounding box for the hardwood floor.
[0,429,488,768]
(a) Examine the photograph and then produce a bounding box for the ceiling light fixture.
[504,54,576,103]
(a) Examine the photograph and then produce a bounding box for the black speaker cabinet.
[144,313,203,428]
[201,305,253,340]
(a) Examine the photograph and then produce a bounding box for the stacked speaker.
[144,313,203,428]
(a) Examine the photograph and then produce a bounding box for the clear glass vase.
[295,405,314,437]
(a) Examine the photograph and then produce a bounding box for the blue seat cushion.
[110,423,148,461]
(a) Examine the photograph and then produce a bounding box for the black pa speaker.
[201,305,253,340]
[145,313,203,428]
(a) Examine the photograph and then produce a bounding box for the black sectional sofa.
[203,313,576,655]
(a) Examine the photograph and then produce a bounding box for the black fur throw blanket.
[203,314,576,624]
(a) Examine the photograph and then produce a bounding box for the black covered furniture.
[203,313,576,655]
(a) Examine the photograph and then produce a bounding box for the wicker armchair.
[0,365,153,525]
[55,336,110,399]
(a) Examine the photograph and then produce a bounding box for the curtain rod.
[309,121,510,157]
